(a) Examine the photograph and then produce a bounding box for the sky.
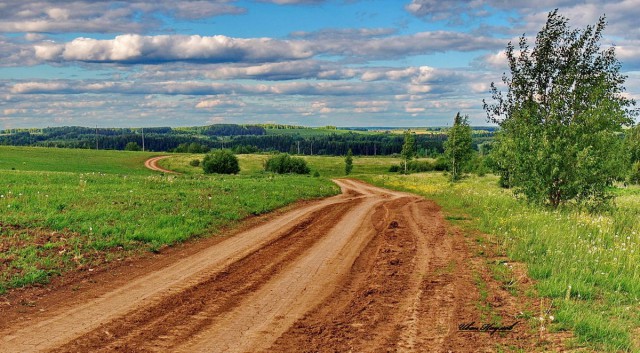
[0,0,639,128]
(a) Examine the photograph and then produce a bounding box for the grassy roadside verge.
[359,173,640,352]
[0,148,339,293]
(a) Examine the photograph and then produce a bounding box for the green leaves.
[484,10,637,208]
[444,113,473,182]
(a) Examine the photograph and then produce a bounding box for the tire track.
[53,199,363,353]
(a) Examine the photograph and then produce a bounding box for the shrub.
[124,142,141,151]
[265,153,310,174]
[202,149,240,174]
[407,160,434,172]
[628,161,640,185]
[434,156,449,171]
[189,159,200,167]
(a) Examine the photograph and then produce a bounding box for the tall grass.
[362,173,640,352]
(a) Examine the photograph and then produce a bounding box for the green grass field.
[0,146,158,175]
[0,147,338,293]
[159,153,405,177]
[361,173,640,352]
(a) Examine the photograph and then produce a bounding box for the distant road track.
[144,155,179,174]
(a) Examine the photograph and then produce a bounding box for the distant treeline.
[0,124,494,156]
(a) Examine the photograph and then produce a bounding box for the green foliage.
[345,148,353,175]
[433,155,449,171]
[174,142,210,154]
[189,159,200,167]
[264,153,310,174]
[484,10,637,208]
[389,159,435,174]
[124,142,141,151]
[401,130,416,173]
[624,124,640,166]
[444,113,473,181]
[202,149,240,174]
[627,161,640,185]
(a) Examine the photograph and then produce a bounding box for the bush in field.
[433,156,449,171]
[265,153,310,174]
[388,160,434,174]
[125,142,141,151]
[189,159,200,167]
[202,149,240,174]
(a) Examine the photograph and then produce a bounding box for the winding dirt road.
[144,156,178,174]
[0,178,540,352]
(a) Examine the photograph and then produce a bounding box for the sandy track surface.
[0,179,540,352]
[144,156,178,174]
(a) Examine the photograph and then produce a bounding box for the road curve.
[0,179,527,352]
[144,155,179,174]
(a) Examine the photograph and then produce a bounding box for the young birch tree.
[484,10,637,207]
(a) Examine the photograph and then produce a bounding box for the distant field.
[264,127,374,137]
[0,147,338,293]
[0,146,157,175]
[159,153,408,177]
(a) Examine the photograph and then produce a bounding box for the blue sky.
[0,0,638,128]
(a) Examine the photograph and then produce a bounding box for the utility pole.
[297,140,300,154]
[95,125,98,150]
[141,127,145,152]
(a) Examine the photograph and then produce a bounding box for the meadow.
[0,147,339,293]
[0,146,158,175]
[361,173,640,352]
[159,153,404,177]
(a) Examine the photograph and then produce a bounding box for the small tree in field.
[444,112,473,181]
[484,10,637,207]
[202,149,240,174]
[345,148,353,175]
[401,130,416,173]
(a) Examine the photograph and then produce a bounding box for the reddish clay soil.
[144,156,178,174]
[0,179,567,353]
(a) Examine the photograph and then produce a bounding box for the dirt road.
[144,156,178,174]
[0,179,540,352]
